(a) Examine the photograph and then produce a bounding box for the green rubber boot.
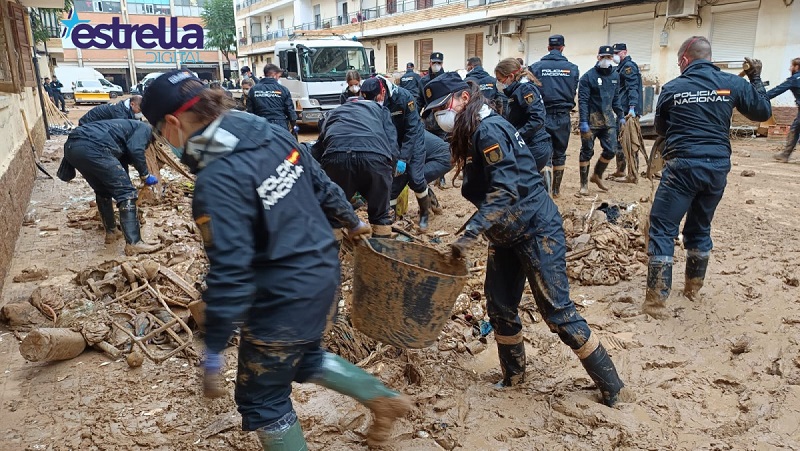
[255,412,308,451]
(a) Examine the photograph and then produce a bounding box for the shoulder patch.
[195,215,213,248]
[407,100,416,112]
[524,93,534,104]
[482,143,504,165]
[625,67,633,75]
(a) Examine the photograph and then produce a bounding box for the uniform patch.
[286,149,300,164]
[524,93,534,105]
[195,215,213,247]
[716,89,731,96]
[482,143,504,165]
[625,67,633,75]
[425,88,432,100]
[407,100,416,112]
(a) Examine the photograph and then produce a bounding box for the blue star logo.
[61,10,90,40]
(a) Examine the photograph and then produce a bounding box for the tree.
[201,0,236,64]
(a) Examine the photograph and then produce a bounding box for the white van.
[54,66,124,98]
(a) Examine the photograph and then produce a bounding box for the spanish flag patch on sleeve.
[482,143,504,165]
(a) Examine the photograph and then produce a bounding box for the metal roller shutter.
[526,31,549,64]
[710,9,757,62]
[608,20,654,65]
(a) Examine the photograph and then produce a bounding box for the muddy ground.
[1,119,800,450]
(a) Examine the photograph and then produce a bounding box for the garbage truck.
[276,33,373,125]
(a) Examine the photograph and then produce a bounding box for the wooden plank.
[158,265,201,301]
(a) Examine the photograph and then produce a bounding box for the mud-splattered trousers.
[579,127,617,163]
[647,157,730,263]
[322,152,393,226]
[63,138,138,202]
[545,109,572,167]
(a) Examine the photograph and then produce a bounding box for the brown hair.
[346,70,361,83]
[495,58,541,86]
[792,58,800,67]
[450,82,488,178]
[179,79,236,120]
[241,78,253,88]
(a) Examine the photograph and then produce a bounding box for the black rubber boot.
[590,160,610,192]
[540,167,553,197]
[611,152,626,178]
[97,196,121,244]
[684,251,709,301]
[496,342,526,387]
[417,192,431,231]
[118,199,160,255]
[579,164,590,196]
[552,168,564,198]
[642,260,672,319]
[579,343,626,407]
[428,188,443,214]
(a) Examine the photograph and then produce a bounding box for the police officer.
[644,37,771,319]
[466,57,501,105]
[530,35,580,197]
[79,95,143,125]
[57,119,160,254]
[577,45,623,195]
[399,62,424,100]
[422,73,629,406]
[42,77,53,102]
[50,75,66,112]
[494,58,554,193]
[140,70,411,450]
[419,52,446,105]
[769,57,800,162]
[240,65,255,81]
[248,64,297,131]
[422,130,452,198]
[236,78,253,111]
[339,70,362,104]
[361,77,437,230]
[610,43,643,178]
[311,96,398,238]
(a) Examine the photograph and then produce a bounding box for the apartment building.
[236,0,800,109]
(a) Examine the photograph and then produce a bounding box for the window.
[525,31,549,63]
[414,38,433,71]
[386,43,397,72]
[465,33,483,61]
[173,0,205,16]
[313,4,321,29]
[129,0,171,15]
[0,3,16,92]
[387,0,396,14]
[8,2,35,88]
[278,18,284,31]
[75,0,121,12]
[416,0,433,9]
[711,9,757,62]
[608,20,653,65]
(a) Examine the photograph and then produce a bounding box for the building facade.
[235,0,800,109]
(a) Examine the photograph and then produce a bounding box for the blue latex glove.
[395,160,407,176]
[579,122,590,133]
[292,125,300,134]
[348,220,371,239]
[628,107,636,117]
[619,117,627,127]
[143,174,158,186]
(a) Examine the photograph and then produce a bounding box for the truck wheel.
[110,92,118,98]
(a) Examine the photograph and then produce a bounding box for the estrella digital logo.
[62,10,204,50]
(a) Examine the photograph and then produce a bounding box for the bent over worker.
[644,37,771,319]
[141,70,410,450]
[79,96,143,125]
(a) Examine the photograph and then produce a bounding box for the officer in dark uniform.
[419,52,446,105]
[57,119,160,254]
[399,62,424,100]
[577,45,623,196]
[311,96,398,238]
[465,57,501,107]
[248,64,297,131]
[361,77,437,230]
[610,43,643,178]
[422,130,452,194]
[42,77,53,102]
[50,75,66,112]
[769,57,800,162]
[530,35,580,197]
[79,96,143,125]
[140,70,411,450]
[339,69,362,104]
[644,37,771,319]
[422,72,629,406]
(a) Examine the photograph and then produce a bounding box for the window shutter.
[608,20,654,65]
[8,2,34,88]
[711,9,757,62]
[465,33,483,60]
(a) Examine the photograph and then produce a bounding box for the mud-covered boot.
[774,150,792,163]
[371,224,392,239]
[642,259,672,319]
[576,337,629,407]
[255,411,308,451]
[552,167,564,198]
[310,353,412,447]
[97,196,121,244]
[416,189,431,232]
[495,341,526,388]
[540,167,553,197]
[610,152,626,178]
[590,159,610,192]
[118,200,161,255]
[684,250,710,301]
[578,163,590,196]
[428,188,443,214]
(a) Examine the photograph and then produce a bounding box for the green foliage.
[201,0,236,63]
[31,0,73,45]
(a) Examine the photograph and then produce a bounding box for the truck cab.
[276,34,372,125]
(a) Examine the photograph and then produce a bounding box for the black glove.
[743,57,762,80]
[450,234,477,259]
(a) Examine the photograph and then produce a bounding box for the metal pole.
[30,11,50,139]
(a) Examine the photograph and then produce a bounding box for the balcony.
[235,0,292,17]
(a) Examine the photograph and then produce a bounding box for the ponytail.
[450,82,488,179]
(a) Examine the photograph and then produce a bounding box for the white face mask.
[432,63,442,73]
[612,55,621,64]
[598,59,613,69]
[376,99,384,106]
[348,85,360,93]
[134,112,143,120]
[243,88,250,95]
[434,109,456,133]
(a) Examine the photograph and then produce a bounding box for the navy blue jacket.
[767,71,800,105]
[503,78,550,145]
[67,119,151,177]
[656,60,772,160]
[312,99,398,161]
[50,80,63,94]
[191,111,359,353]
[79,100,136,125]
[339,86,360,105]
[466,66,501,101]
[579,65,623,129]
[399,69,424,99]
[461,107,547,247]
[247,77,297,125]
[385,84,425,163]
[419,67,445,105]
[529,50,580,111]
[617,56,643,115]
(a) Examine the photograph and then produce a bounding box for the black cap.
[141,69,207,126]
[430,52,444,63]
[360,77,383,100]
[240,66,251,74]
[613,43,627,52]
[598,45,614,56]
[548,35,565,46]
[406,62,415,68]
[420,72,468,117]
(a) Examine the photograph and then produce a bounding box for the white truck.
[275,33,373,125]
[54,66,124,99]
